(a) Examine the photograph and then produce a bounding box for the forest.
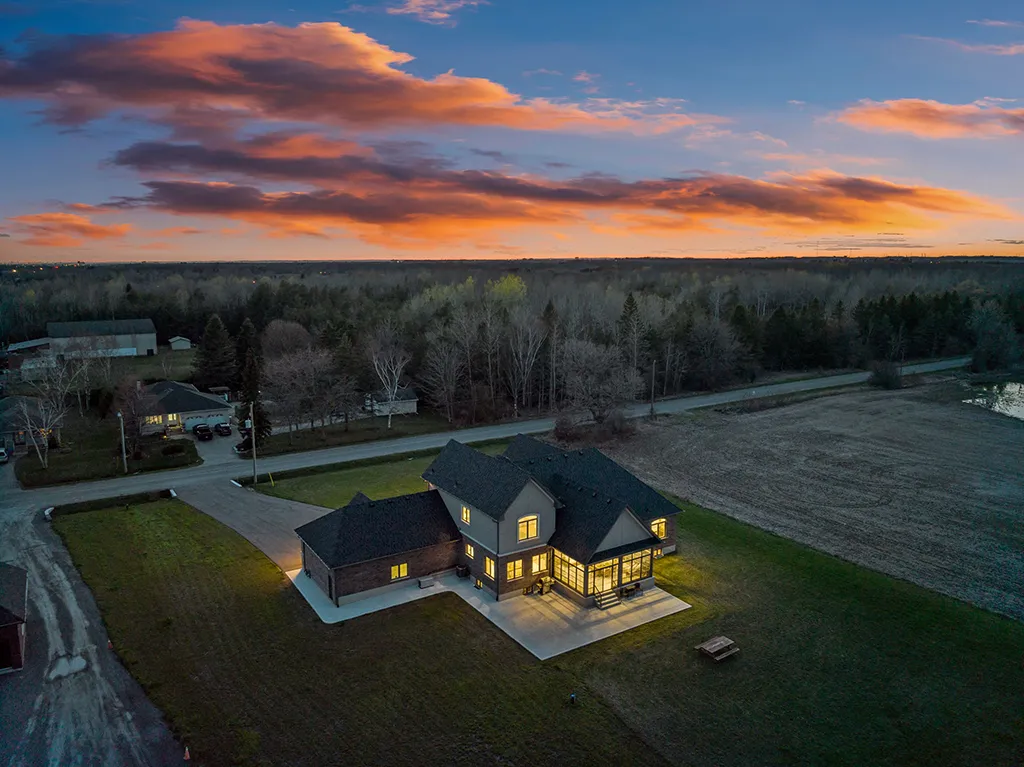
[2,258,1023,432]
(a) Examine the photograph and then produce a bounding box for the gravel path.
[601,386,1024,621]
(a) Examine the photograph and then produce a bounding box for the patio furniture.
[538,576,554,595]
[695,635,739,662]
[621,583,643,599]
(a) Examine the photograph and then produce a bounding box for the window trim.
[390,562,409,581]
[465,542,475,559]
[506,559,523,581]
[461,505,471,524]
[651,518,667,539]
[517,514,539,543]
[484,556,495,580]
[531,552,548,575]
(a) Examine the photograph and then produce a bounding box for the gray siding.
[594,510,654,555]
[495,482,557,556]
[436,487,498,551]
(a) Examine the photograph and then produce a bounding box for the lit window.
[484,556,495,580]
[390,563,408,580]
[622,550,652,582]
[651,518,667,539]
[553,550,584,593]
[517,515,539,542]
[143,415,162,426]
[461,505,471,524]
[506,559,523,581]
[532,552,548,574]
[465,542,475,559]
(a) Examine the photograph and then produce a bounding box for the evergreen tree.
[237,349,272,446]
[234,317,259,389]
[192,314,236,389]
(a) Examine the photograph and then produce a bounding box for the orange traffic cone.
[184,746,190,761]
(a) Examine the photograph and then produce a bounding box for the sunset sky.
[0,0,1022,262]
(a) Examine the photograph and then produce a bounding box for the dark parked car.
[233,436,253,455]
[214,422,232,436]
[192,423,214,441]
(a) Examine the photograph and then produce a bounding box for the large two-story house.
[296,435,681,609]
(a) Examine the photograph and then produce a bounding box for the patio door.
[589,559,618,595]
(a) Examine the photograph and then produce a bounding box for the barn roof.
[47,319,156,338]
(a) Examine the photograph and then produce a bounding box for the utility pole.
[250,400,257,485]
[649,359,656,418]
[116,411,127,474]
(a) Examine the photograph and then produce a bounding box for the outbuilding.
[168,336,192,351]
[0,563,28,673]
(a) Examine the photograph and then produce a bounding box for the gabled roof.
[295,490,460,569]
[422,440,532,521]
[503,435,680,522]
[546,477,661,564]
[0,563,28,627]
[372,386,418,402]
[168,336,191,343]
[6,338,50,353]
[142,381,233,417]
[47,319,156,338]
[502,433,563,463]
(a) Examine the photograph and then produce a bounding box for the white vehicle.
[0,447,9,464]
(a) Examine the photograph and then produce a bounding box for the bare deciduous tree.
[561,339,640,424]
[506,308,546,418]
[113,377,149,456]
[449,304,479,419]
[261,319,312,360]
[687,314,740,390]
[368,321,411,429]
[420,333,465,423]
[18,359,80,469]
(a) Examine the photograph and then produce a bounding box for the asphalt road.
[0,355,968,766]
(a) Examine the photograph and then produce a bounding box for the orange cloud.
[0,20,716,135]
[5,212,132,247]
[911,35,1024,55]
[385,0,486,25]
[836,98,1024,138]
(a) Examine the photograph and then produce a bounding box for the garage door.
[184,413,228,429]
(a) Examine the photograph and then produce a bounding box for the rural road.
[0,355,969,766]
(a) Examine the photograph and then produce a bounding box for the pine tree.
[192,314,236,390]
[234,317,259,389]
[237,349,272,446]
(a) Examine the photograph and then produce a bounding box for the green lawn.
[16,414,200,487]
[258,413,455,457]
[109,347,195,383]
[55,500,656,767]
[259,441,506,506]
[57,480,1024,765]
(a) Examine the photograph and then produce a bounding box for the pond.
[964,382,1024,421]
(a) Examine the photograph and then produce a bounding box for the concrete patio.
[286,569,691,660]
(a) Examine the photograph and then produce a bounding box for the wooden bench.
[695,635,739,662]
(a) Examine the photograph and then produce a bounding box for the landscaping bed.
[257,414,453,457]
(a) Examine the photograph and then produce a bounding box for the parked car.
[214,422,232,437]
[233,436,252,455]
[192,423,214,441]
[0,447,8,464]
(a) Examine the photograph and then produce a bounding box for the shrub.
[868,360,903,390]
[161,443,186,457]
[553,414,579,442]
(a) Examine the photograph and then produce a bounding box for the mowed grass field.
[57,455,1024,766]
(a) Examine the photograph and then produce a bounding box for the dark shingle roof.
[546,477,661,564]
[502,433,564,463]
[295,490,460,569]
[0,563,28,626]
[142,381,233,417]
[47,319,156,338]
[422,440,532,521]
[504,441,680,522]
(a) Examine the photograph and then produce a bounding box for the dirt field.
[600,384,1024,622]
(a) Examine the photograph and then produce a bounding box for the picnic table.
[695,635,739,662]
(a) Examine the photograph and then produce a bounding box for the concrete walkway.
[174,483,329,570]
[1,356,969,511]
[286,569,691,660]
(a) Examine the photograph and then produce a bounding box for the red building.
[0,563,27,672]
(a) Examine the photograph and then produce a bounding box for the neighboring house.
[168,336,192,351]
[0,563,28,673]
[0,396,35,454]
[296,434,681,609]
[47,318,158,358]
[365,387,418,417]
[139,381,233,435]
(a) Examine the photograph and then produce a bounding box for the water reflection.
[964,382,1024,421]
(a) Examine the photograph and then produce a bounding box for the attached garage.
[140,381,233,436]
